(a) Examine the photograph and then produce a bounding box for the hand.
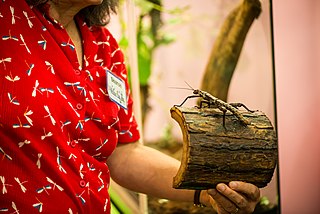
[201,181,260,214]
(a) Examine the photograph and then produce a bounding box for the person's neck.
[47,1,85,28]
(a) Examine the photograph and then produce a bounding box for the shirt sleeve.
[106,29,140,144]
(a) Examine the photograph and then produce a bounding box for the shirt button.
[70,140,77,148]
[79,180,86,188]
[75,70,81,75]
[76,103,83,110]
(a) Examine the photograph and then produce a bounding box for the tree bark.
[170,106,277,189]
[200,0,262,101]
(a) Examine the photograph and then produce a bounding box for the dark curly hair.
[26,0,119,26]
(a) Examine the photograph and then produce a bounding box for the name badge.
[106,69,127,110]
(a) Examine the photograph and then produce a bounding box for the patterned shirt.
[0,1,140,213]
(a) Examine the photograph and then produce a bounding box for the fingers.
[208,188,243,213]
[228,181,260,201]
[209,184,247,210]
[207,182,260,214]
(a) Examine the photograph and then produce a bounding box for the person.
[0,0,260,213]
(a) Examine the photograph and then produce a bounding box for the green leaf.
[157,33,176,46]
[118,36,129,50]
[137,35,152,86]
[135,0,155,15]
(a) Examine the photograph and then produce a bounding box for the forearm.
[107,141,194,202]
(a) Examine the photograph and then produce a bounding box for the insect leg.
[217,105,227,128]
[199,100,213,108]
[175,95,200,107]
[230,103,255,112]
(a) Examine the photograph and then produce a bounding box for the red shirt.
[0,1,140,213]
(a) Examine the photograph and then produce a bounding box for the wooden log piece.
[170,106,277,189]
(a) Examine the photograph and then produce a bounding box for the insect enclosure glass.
[109,0,279,213]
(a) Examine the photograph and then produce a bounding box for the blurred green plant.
[118,0,188,124]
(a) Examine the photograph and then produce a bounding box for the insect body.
[176,88,253,127]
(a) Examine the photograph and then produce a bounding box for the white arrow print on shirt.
[5,71,20,82]
[44,105,56,125]
[0,57,11,70]
[0,176,13,194]
[14,177,27,193]
[20,34,31,54]
[22,11,35,28]
[10,6,21,25]
[32,80,42,97]
[18,140,31,148]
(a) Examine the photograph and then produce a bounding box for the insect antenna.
[168,86,193,91]
[168,81,195,91]
[184,81,195,90]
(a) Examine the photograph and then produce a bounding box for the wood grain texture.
[170,106,277,189]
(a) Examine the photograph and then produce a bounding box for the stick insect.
[173,83,254,127]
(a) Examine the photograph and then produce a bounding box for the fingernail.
[217,184,226,192]
[229,181,238,189]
